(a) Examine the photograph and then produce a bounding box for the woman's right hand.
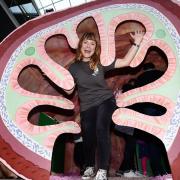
[130,30,145,45]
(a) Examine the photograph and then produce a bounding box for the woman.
[67,31,144,180]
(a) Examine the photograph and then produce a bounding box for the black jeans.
[119,134,136,172]
[80,97,117,170]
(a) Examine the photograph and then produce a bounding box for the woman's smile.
[81,39,96,61]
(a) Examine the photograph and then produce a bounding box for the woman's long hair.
[75,32,101,70]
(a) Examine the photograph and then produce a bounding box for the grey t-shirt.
[69,60,115,112]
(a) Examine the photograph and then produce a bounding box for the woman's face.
[81,39,96,61]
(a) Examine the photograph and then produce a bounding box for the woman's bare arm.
[115,30,144,68]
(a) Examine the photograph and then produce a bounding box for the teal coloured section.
[25,47,36,56]
[156,29,166,39]
[24,43,38,57]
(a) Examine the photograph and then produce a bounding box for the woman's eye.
[90,42,95,46]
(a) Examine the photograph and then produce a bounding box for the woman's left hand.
[130,30,145,45]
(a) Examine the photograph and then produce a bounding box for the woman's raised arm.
[115,30,145,68]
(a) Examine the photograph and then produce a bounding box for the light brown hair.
[75,32,101,70]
